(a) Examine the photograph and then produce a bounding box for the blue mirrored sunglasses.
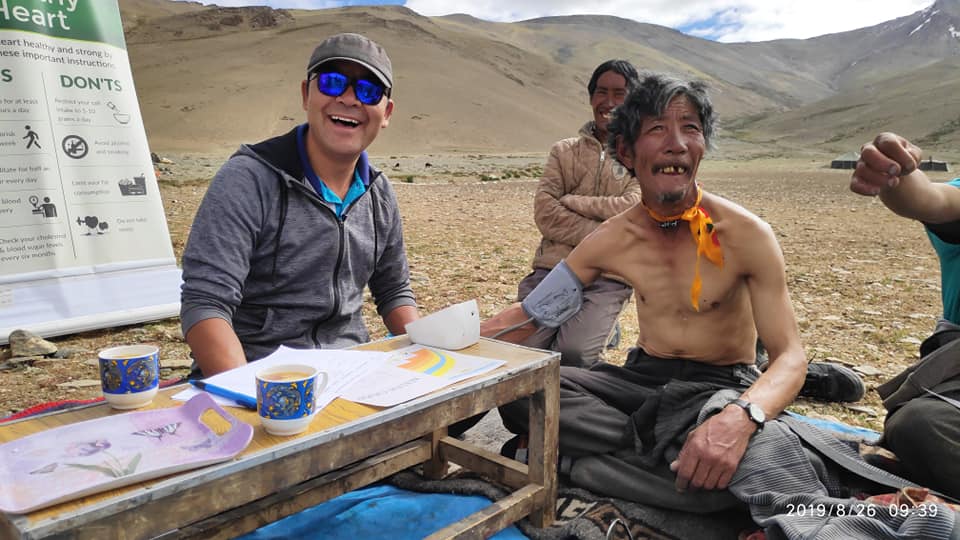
[313,71,387,105]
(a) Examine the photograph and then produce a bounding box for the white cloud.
[405,0,937,41]
[174,0,936,42]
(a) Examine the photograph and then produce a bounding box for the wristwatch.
[730,398,766,432]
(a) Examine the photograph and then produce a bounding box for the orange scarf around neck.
[643,185,723,311]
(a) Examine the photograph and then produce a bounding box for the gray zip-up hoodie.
[180,126,417,362]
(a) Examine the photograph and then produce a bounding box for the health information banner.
[0,0,181,343]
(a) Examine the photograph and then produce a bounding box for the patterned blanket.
[389,469,755,540]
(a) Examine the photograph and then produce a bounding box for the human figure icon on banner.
[29,195,57,218]
[76,215,108,235]
[62,135,88,159]
[23,126,40,149]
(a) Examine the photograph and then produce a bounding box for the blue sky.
[175,0,936,42]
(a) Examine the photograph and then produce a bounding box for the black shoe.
[500,434,573,475]
[800,362,865,402]
[500,434,529,463]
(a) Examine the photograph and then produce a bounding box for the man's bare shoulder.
[703,191,784,279]
[703,191,774,239]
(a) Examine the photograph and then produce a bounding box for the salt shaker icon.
[107,102,130,124]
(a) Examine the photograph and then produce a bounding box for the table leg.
[526,361,559,527]
[423,428,449,479]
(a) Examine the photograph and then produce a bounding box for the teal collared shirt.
[926,178,960,324]
[317,169,366,218]
[295,123,370,218]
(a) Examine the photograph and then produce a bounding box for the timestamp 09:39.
[785,502,941,518]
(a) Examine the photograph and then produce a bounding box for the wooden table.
[0,337,560,539]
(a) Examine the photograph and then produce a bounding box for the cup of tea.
[98,345,160,409]
[255,364,327,436]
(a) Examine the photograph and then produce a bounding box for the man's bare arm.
[185,318,247,377]
[737,221,808,415]
[852,133,960,224]
[384,305,420,336]
[482,222,613,344]
[480,302,535,343]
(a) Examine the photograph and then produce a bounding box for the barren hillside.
[116,0,960,157]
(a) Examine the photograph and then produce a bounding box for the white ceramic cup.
[255,364,328,436]
[98,345,160,409]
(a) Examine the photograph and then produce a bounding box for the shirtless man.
[489,73,808,500]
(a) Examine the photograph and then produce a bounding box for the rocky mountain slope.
[117,0,960,157]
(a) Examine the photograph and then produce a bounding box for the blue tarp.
[785,411,882,444]
[238,484,528,540]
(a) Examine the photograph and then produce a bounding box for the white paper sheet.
[338,365,450,407]
[173,346,391,411]
[339,344,506,407]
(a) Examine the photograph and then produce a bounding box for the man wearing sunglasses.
[180,33,419,377]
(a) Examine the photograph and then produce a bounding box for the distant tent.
[919,157,949,172]
[831,151,860,169]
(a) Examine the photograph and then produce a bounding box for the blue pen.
[190,380,258,410]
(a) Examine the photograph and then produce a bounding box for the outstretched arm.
[481,220,614,342]
[852,132,960,223]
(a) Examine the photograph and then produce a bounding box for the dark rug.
[389,469,756,540]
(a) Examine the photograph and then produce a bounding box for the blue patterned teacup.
[256,364,327,436]
[98,345,160,409]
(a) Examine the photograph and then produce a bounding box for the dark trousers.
[880,322,960,500]
[499,348,759,457]
[883,381,960,499]
[498,348,757,512]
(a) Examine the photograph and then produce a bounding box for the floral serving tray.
[0,393,254,514]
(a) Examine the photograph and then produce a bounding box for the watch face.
[747,403,766,424]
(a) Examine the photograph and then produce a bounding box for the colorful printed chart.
[392,346,504,383]
[395,347,456,376]
[340,345,506,407]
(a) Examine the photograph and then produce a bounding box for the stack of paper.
[175,344,505,410]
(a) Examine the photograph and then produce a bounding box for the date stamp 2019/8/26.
[786,502,941,518]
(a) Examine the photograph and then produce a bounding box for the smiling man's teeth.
[331,115,359,126]
[660,166,687,174]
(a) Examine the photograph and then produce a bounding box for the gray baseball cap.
[307,33,392,89]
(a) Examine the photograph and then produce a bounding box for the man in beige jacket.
[517,59,643,367]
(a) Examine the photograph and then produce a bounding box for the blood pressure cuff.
[521,260,583,328]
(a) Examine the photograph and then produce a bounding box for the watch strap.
[731,398,765,431]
